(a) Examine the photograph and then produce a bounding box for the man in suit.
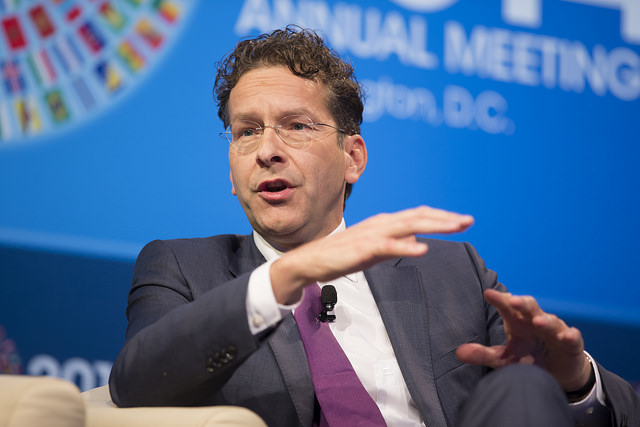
[109,27,639,426]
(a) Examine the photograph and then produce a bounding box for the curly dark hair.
[213,27,365,203]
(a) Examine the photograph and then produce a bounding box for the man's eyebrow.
[280,108,316,118]
[231,113,260,123]
[231,108,319,123]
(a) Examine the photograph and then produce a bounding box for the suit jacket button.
[222,346,237,363]
[205,357,216,373]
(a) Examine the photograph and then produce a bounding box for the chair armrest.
[83,385,267,427]
[0,375,85,427]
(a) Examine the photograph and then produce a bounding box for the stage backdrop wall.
[1,0,639,391]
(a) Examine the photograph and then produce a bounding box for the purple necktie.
[294,283,387,427]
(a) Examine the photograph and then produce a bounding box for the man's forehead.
[234,65,321,89]
[228,66,329,121]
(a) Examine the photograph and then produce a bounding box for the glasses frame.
[220,115,346,153]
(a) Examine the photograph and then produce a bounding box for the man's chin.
[252,215,306,242]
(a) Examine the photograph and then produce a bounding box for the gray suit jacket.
[108,235,639,426]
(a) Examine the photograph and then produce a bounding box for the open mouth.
[259,180,290,193]
[265,181,287,192]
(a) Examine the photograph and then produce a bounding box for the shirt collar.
[252,219,357,283]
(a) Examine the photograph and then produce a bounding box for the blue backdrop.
[1,0,638,391]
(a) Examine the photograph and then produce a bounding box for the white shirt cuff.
[569,351,606,408]
[246,259,300,335]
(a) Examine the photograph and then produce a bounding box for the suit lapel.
[228,235,315,426]
[366,260,448,427]
[228,234,265,277]
[268,315,315,425]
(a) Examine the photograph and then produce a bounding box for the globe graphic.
[0,0,194,143]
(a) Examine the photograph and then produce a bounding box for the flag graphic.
[153,0,180,23]
[136,19,163,49]
[95,60,123,93]
[99,2,127,31]
[15,97,42,134]
[72,77,95,110]
[66,6,82,22]
[51,35,84,73]
[2,16,28,50]
[0,102,14,140]
[27,49,57,87]
[78,20,106,53]
[45,90,70,122]
[29,5,56,39]
[52,0,83,21]
[117,41,144,72]
[1,59,26,94]
[0,0,191,142]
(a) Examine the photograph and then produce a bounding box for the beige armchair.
[0,374,85,427]
[0,375,267,427]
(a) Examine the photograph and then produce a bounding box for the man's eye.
[240,128,257,138]
[291,122,310,132]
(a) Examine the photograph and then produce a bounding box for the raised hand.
[270,205,474,304]
[456,289,592,391]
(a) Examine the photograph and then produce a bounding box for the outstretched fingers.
[484,289,543,324]
[463,289,591,390]
[359,206,474,241]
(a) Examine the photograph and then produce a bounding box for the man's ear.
[344,134,367,184]
[230,170,237,196]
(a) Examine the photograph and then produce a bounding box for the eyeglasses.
[220,115,346,153]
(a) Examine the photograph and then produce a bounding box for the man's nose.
[255,126,286,165]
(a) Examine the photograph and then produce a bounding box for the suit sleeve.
[598,363,640,426]
[108,239,262,407]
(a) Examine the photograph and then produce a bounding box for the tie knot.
[295,284,323,327]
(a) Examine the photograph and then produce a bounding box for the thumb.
[456,343,506,368]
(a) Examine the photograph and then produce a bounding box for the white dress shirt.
[246,220,423,425]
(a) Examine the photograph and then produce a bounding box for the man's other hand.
[456,289,592,392]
